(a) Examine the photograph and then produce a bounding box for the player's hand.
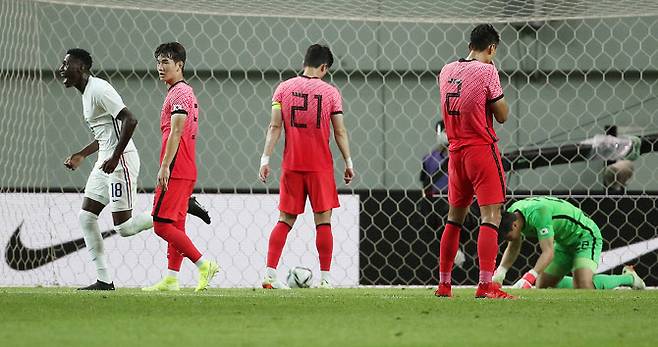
[512,270,538,289]
[100,155,120,174]
[344,167,354,185]
[157,165,170,192]
[64,153,84,171]
[259,164,270,183]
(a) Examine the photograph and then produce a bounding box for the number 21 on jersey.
[290,92,322,128]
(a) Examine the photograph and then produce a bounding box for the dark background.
[359,190,658,286]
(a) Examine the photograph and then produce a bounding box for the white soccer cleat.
[623,265,646,290]
[318,279,333,289]
[262,275,290,289]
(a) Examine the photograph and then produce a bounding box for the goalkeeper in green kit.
[493,196,645,290]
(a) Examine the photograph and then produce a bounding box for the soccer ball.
[287,266,313,288]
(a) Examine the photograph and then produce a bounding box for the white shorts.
[84,150,140,212]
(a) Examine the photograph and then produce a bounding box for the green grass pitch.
[1,287,657,347]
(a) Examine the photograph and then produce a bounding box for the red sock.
[478,223,499,283]
[266,221,292,269]
[439,221,462,284]
[153,221,202,263]
[316,224,333,271]
[167,219,186,271]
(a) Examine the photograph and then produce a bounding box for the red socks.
[478,223,499,283]
[166,219,186,272]
[439,221,462,284]
[315,224,333,271]
[153,221,202,264]
[266,221,292,269]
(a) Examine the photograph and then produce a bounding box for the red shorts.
[448,144,506,208]
[279,170,339,215]
[152,178,195,222]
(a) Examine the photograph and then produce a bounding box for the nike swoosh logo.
[5,222,117,271]
[597,236,658,273]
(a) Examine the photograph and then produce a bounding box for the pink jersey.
[272,75,343,172]
[160,81,199,180]
[439,59,504,150]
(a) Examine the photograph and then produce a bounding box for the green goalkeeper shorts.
[544,234,603,277]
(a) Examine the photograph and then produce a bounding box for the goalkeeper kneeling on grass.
[493,196,645,290]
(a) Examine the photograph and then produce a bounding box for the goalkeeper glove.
[492,265,508,284]
[512,269,539,289]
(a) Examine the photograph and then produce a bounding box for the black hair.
[499,211,517,235]
[154,42,187,69]
[66,48,93,70]
[303,44,334,68]
[469,24,500,51]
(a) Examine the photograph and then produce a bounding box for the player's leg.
[313,210,333,288]
[142,217,185,292]
[470,144,513,298]
[435,149,472,297]
[78,168,115,290]
[109,152,153,237]
[308,170,340,288]
[572,268,595,289]
[263,211,297,289]
[558,273,637,290]
[149,179,218,291]
[263,170,305,289]
[571,230,603,289]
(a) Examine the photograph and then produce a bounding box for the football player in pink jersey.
[435,24,513,299]
[143,42,218,292]
[258,44,354,289]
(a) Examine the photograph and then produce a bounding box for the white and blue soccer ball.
[287,266,313,288]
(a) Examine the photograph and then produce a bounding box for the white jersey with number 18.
[81,76,137,156]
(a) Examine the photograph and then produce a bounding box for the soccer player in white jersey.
[59,48,211,290]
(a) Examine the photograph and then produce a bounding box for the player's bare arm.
[490,97,509,123]
[258,107,283,183]
[533,237,555,274]
[64,140,99,170]
[157,114,186,191]
[100,108,138,174]
[330,113,354,184]
[500,238,522,270]
[492,237,521,284]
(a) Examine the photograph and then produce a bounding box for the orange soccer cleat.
[434,282,452,298]
[475,282,516,299]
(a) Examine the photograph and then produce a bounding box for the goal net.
[1,0,657,287]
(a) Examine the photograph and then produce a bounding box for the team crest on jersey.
[539,228,549,235]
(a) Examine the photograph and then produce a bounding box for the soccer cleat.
[434,282,452,297]
[475,282,516,299]
[623,265,646,290]
[187,196,211,225]
[318,279,333,289]
[195,260,220,292]
[142,276,180,292]
[77,280,115,291]
[262,275,290,289]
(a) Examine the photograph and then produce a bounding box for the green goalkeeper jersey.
[507,197,602,246]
